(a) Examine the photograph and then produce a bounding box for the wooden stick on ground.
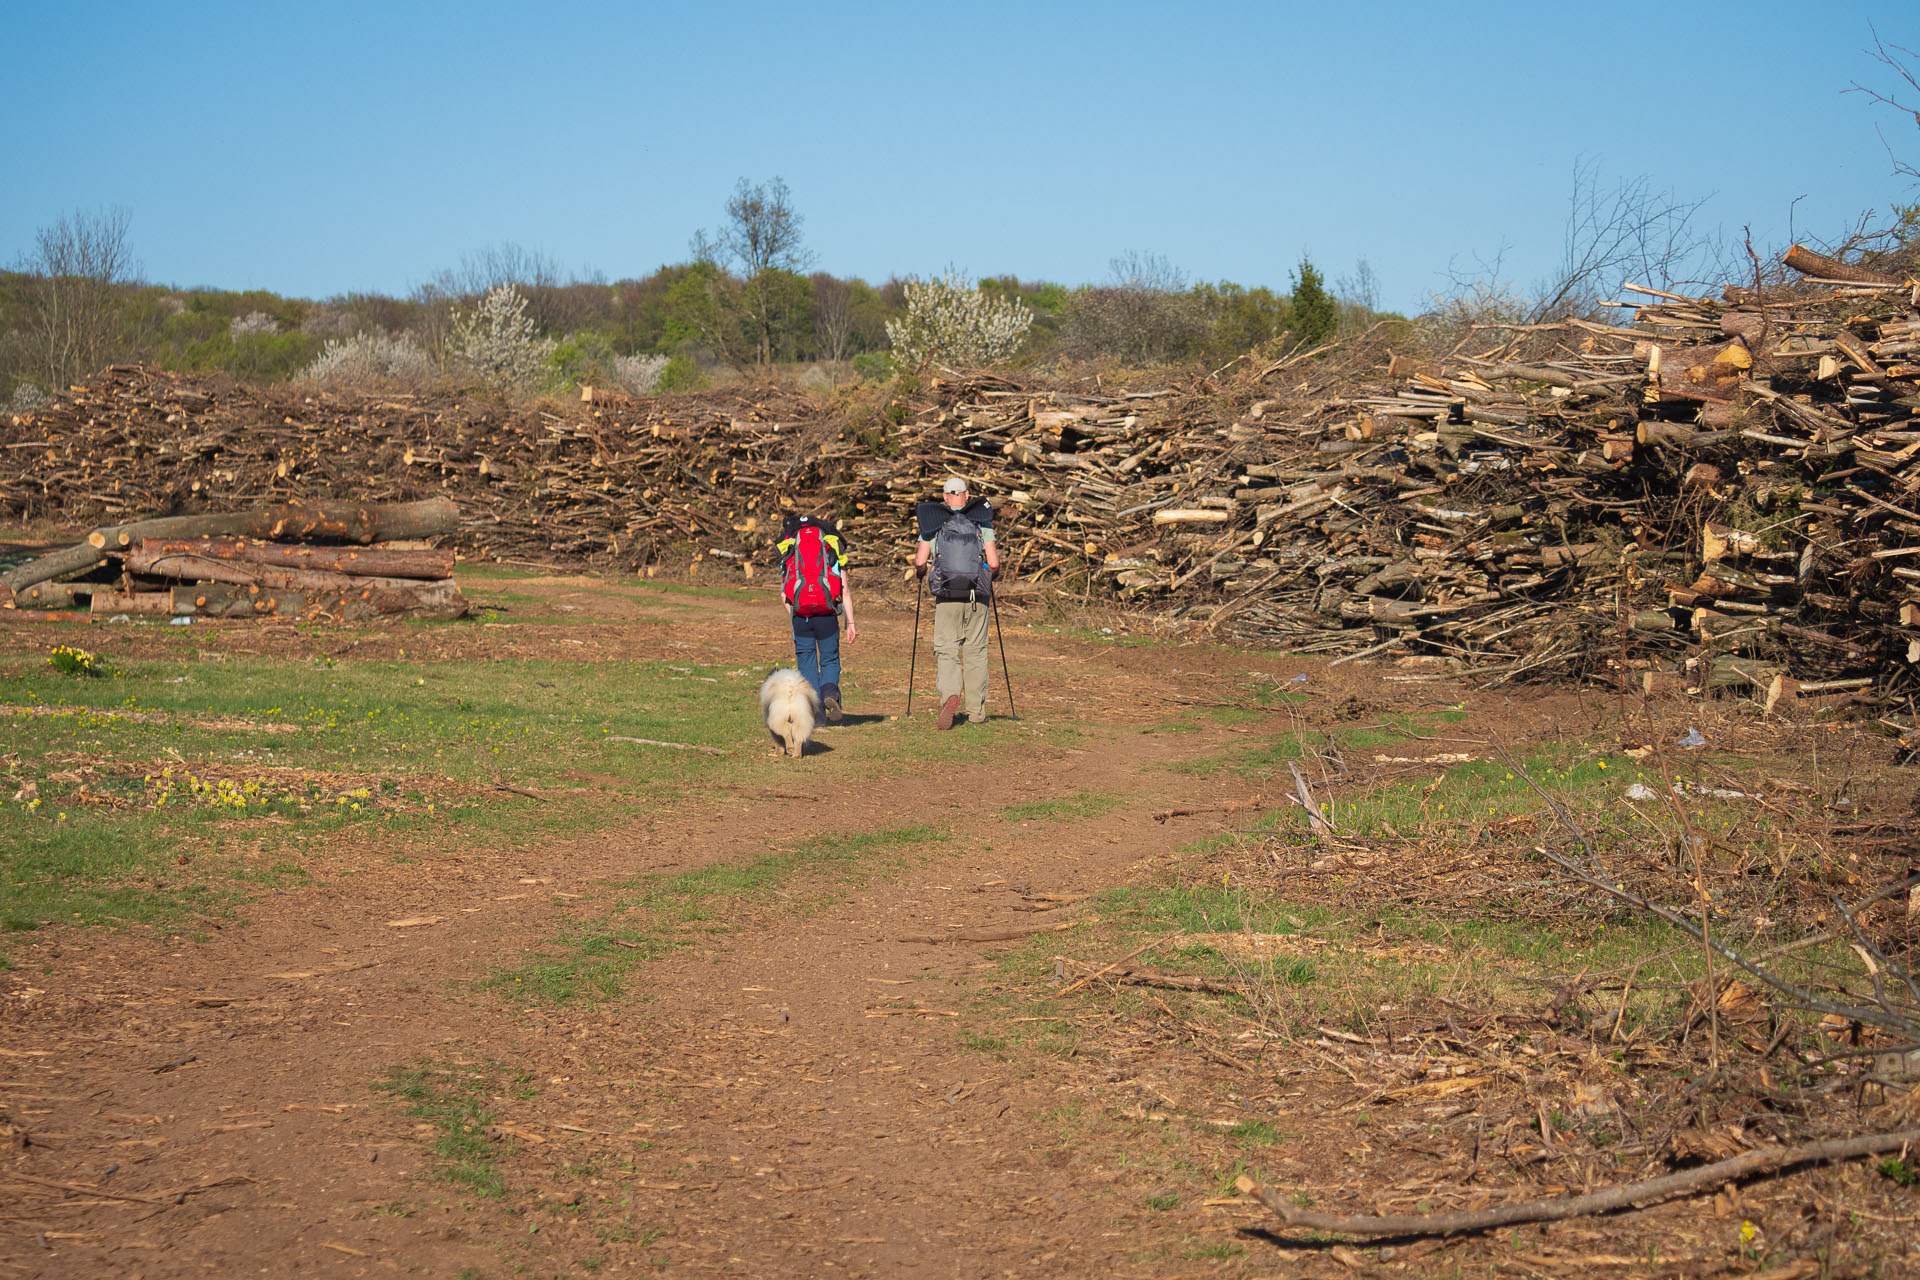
[1236,1127,1920,1237]
[898,921,1075,945]
[1288,761,1336,841]
[1055,937,1166,997]
[605,736,730,756]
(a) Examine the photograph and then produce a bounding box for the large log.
[1781,244,1902,286]
[172,583,308,618]
[121,551,466,620]
[134,538,455,581]
[0,543,110,593]
[2,497,460,595]
[89,590,173,616]
[87,496,459,553]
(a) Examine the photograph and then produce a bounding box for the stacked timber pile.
[0,497,467,621]
[3,244,1919,705]
[0,372,827,564]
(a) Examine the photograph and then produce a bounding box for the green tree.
[1290,256,1338,346]
[700,177,811,365]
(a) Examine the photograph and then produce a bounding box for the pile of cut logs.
[4,244,1919,707]
[0,497,466,621]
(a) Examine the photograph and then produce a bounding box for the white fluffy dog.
[759,669,821,759]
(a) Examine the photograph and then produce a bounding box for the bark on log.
[171,583,306,618]
[0,543,109,593]
[1781,244,1902,286]
[15,581,94,609]
[87,496,459,552]
[121,551,467,620]
[315,582,466,621]
[135,538,455,580]
[89,591,173,616]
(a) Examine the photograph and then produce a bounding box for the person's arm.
[981,527,1000,575]
[840,577,857,642]
[913,539,930,576]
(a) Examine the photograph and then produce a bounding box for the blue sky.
[4,1,1914,315]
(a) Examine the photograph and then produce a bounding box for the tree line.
[0,183,1396,405]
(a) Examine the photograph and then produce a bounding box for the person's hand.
[844,621,858,644]
[914,564,927,579]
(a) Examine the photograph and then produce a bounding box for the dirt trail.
[4,585,1368,1278]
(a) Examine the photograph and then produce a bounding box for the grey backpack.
[929,511,992,602]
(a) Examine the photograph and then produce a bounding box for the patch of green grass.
[645,824,941,911]
[959,1028,1008,1055]
[0,647,783,937]
[1227,1119,1282,1147]
[1104,885,1321,936]
[487,920,665,1003]
[852,714,1055,772]
[1145,1192,1181,1211]
[1330,749,1638,837]
[1169,732,1307,777]
[487,825,946,1004]
[1000,789,1119,823]
[374,1060,509,1198]
[1879,1156,1918,1188]
[631,579,763,603]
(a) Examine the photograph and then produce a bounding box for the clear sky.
[4,1,1914,316]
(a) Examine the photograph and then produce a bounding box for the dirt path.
[5,584,1380,1278]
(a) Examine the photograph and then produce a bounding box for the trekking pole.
[990,592,1018,721]
[905,571,925,717]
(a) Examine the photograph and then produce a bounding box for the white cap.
[942,476,967,494]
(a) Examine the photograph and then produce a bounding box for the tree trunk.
[87,496,459,552]
[5,498,460,595]
[0,542,110,593]
[1782,244,1901,286]
[122,546,458,601]
[134,538,455,580]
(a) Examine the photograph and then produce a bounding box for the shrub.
[850,351,894,382]
[885,269,1032,366]
[612,352,669,394]
[229,311,279,337]
[295,332,438,392]
[9,382,50,412]
[654,354,703,393]
[451,283,556,391]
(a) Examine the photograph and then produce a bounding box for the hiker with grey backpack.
[913,477,1000,730]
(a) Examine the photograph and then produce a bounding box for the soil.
[2,578,1915,1279]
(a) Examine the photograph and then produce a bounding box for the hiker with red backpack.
[778,513,857,723]
[913,477,999,730]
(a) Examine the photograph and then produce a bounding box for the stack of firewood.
[1,497,467,621]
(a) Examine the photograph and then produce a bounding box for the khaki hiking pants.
[932,599,990,722]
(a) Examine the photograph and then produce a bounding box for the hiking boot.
[822,684,842,723]
[936,695,960,731]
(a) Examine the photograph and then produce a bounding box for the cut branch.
[1236,1127,1920,1237]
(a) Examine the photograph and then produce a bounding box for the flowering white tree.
[229,311,280,337]
[612,353,670,394]
[452,283,555,389]
[886,269,1032,367]
[296,333,437,391]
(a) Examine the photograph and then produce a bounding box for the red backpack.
[781,522,844,617]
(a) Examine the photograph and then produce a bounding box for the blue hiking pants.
[791,613,841,696]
